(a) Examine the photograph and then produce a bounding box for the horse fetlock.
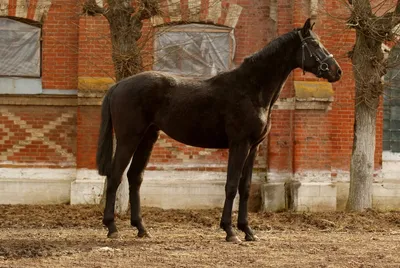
[130,218,142,228]
[237,222,249,232]
[220,221,232,231]
[102,217,114,227]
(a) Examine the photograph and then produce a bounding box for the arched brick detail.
[0,0,53,22]
[150,0,243,28]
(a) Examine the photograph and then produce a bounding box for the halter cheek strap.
[298,31,333,76]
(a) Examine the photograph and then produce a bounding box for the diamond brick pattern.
[0,107,76,167]
[149,132,267,171]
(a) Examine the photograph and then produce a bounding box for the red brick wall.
[42,0,80,90]
[268,110,294,173]
[294,111,331,171]
[0,106,76,167]
[77,16,114,79]
[76,106,101,169]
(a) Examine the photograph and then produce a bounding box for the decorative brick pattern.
[0,107,76,167]
[149,132,267,171]
[1,0,52,21]
[148,0,243,28]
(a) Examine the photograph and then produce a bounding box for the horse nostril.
[337,69,342,76]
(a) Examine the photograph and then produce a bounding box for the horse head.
[296,18,342,83]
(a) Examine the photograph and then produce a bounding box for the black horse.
[96,18,342,243]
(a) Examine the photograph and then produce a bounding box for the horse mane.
[242,30,298,65]
[206,29,299,84]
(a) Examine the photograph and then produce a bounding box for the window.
[153,24,235,77]
[0,18,42,94]
[384,45,400,152]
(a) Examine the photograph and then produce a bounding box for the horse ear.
[301,18,312,36]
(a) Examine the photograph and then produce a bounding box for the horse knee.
[128,174,144,190]
[239,191,250,201]
[239,185,251,200]
[225,185,238,200]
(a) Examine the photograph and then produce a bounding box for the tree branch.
[379,0,400,31]
[134,0,162,21]
[82,0,105,16]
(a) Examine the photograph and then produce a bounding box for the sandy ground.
[1,205,400,267]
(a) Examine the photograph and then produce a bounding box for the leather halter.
[298,30,333,76]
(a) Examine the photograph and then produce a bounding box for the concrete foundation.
[261,180,400,212]
[1,167,400,211]
[0,168,74,204]
[70,170,242,210]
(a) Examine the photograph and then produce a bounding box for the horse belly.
[159,121,229,149]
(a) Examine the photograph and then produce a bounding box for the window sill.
[0,77,42,94]
[273,97,334,110]
[295,97,334,110]
[0,94,77,106]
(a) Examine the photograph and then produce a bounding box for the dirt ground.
[1,205,400,267]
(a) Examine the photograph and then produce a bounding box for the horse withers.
[96,18,342,243]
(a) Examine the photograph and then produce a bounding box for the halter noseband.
[298,30,333,76]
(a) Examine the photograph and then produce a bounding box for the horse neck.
[239,32,300,107]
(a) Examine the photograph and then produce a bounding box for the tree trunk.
[346,27,383,211]
[346,102,377,211]
[108,9,144,81]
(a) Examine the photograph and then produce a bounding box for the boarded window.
[384,46,400,152]
[153,24,235,77]
[0,18,41,78]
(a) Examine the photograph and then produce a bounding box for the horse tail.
[96,85,116,176]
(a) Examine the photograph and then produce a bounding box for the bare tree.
[346,0,400,211]
[82,0,162,80]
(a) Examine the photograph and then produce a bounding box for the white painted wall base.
[382,152,400,181]
[1,167,400,211]
[70,170,244,210]
[261,181,400,212]
[0,168,75,204]
[261,182,285,212]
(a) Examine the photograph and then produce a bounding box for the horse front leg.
[220,141,251,243]
[237,145,259,241]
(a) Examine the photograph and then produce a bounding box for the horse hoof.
[138,231,152,238]
[245,234,259,242]
[107,231,119,239]
[226,235,242,244]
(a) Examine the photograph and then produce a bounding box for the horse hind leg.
[103,135,142,238]
[127,125,159,238]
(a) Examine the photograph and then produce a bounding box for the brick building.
[0,0,399,210]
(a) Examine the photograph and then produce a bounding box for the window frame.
[0,17,42,94]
